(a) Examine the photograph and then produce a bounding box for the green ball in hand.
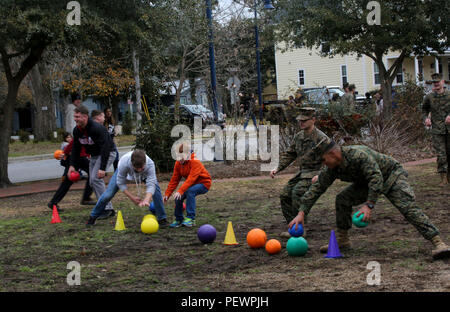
[352,211,369,228]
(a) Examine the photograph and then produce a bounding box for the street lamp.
[255,0,275,124]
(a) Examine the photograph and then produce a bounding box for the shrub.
[122,111,134,135]
[18,129,30,143]
[54,128,67,143]
[392,81,428,142]
[358,80,430,155]
[135,106,177,173]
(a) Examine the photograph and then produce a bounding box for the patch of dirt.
[1,163,449,291]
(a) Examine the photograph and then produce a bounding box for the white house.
[275,43,450,100]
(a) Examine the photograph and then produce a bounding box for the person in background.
[104,108,119,171]
[65,93,82,134]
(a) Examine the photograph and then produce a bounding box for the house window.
[373,62,381,85]
[341,65,348,86]
[298,70,305,86]
[396,66,403,84]
[180,96,187,105]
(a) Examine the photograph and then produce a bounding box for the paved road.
[8,126,263,183]
[8,147,133,184]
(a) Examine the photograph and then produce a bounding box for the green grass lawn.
[0,163,449,291]
[8,135,136,158]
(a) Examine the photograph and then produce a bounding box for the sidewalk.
[0,157,437,199]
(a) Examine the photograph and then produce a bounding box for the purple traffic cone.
[324,230,342,258]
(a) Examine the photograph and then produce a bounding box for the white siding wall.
[274,45,438,99]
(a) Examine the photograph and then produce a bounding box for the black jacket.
[70,118,115,171]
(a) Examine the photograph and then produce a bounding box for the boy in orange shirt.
[164,142,212,227]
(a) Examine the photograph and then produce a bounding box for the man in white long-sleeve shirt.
[86,149,168,227]
[65,93,82,134]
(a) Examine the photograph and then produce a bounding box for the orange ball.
[54,149,64,160]
[265,239,282,255]
[246,228,267,248]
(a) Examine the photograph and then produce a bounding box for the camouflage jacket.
[421,90,450,134]
[298,145,406,215]
[276,127,329,178]
[340,93,356,110]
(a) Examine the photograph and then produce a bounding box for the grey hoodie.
[116,151,158,195]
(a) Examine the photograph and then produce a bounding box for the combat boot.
[431,235,450,260]
[439,173,448,186]
[320,228,351,253]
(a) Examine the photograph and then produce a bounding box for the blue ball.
[288,223,304,237]
[352,212,369,228]
[197,224,217,244]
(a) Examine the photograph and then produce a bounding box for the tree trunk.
[189,76,196,105]
[0,83,19,187]
[174,80,183,124]
[132,48,142,122]
[28,63,56,141]
[111,96,120,125]
[381,79,393,119]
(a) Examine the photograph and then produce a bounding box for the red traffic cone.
[51,205,62,224]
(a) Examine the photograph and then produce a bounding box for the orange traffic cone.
[50,205,62,224]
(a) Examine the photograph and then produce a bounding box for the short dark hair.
[91,109,103,119]
[131,149,147,168]
[348,84,356,91]
[71,93,81,102]
[74,105,89,116]
[343,82,349,89]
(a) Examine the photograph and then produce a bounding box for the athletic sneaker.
[86,216,97,227]
[97,209,115,220]
[182,217,195,227]
[158,219,169,228]
[169,220,182,228]
[47,202,64,212]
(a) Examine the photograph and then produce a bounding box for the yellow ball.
[143,214,157,221]
[141,218,159,234]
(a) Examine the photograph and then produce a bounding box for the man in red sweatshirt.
[164,142,212,227]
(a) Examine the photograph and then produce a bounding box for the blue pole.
[206,0,219,122]
[254,1,263,124]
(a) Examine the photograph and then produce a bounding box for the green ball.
[352,212,369,228]
[286,237,308,256]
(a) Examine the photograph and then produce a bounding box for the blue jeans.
[174,184,209,221]
[90,170,167,220]
[244,113,257,129]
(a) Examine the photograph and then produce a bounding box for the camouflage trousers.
[431,132,450,173]
[334,174,439,241]
[280,172,312,223]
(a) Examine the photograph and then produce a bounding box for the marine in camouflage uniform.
[340,85,356,110]
[296,143,450,259]
[274,107,331,223]
[421,73,450,184]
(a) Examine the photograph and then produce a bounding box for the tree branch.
[387,50,408,80]
[0,47,13,81]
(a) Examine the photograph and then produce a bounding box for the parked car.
[167,104,225,128]
[303,87,366,108]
